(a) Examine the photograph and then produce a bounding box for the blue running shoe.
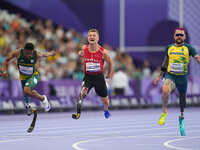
[179,116,186,136]
[104,110,111,119]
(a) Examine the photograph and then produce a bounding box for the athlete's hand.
[106,73,112,79]
[154,76,161,85]
[78,51,84,57]
[2,70,8,77]
[50,50,57,56]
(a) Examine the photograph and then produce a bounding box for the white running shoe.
[42,95,51,112]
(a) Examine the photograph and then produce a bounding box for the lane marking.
[163,136,200,150]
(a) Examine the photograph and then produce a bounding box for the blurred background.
[0,0,200,113]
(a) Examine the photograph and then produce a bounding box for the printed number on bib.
[170,63,184,73]
[19,65,33,75]
[86,62,100,72]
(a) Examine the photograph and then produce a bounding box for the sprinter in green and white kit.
[2,42,56,115]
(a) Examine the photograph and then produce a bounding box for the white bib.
[19,65,34,75]
[170,63,184,73]
[86,62,101,72]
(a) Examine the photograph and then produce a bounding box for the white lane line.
[163,136,200,150]
[72,129,200,150]
[72,135,186,150]
[0,138,27,143]
[72,138,108,150]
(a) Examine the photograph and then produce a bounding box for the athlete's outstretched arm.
[37,50,57,58]
[154,55,169,85]
[194,54,200,64]
[3,50,19,77]
[103,49,113,78]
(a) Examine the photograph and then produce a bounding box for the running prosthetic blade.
[179,116,186,136]
[72,113,81,119]
[27,109,37,133]
[72,103,81,119]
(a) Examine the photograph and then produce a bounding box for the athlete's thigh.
[94,76,108,97]
[175,76,188,94]
[24,74,39,90]
[163,74,176,93]
[82,77,93,94]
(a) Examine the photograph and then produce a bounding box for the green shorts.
[21,74,39,90]
[164,73,187,94]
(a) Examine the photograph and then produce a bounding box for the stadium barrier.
[0,77,200,113]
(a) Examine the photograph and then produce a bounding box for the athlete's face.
[174,30,186,44]
[24,49,34,58]
[88,32,99,44]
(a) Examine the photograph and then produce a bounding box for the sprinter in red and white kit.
[72,29,113,119]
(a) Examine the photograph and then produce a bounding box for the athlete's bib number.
[170,63,184,73]
[86,62,100,72]
[19,65,33,75]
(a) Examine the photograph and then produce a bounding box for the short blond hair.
[88,28,99,36]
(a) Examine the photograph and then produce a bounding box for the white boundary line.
[163,136,200,150]
[72,128,200,150]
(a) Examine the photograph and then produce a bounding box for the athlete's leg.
[77,87,89,113]
[100,96,111,119]
[100,96,109,110]
[72,77,92,119]
[162,79,175,113]
[158,78,175,125]
[176,76,187,136]
[24,87,44,101]
[179,93,186,117]
[21,80,32,115]
[23,74,50,112]
[94,74,110,119]
[176,76,187,117]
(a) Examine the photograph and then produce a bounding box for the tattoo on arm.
[160,55,169,77]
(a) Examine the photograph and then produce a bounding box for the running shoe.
[158,112,168,126]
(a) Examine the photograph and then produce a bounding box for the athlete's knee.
[24,87,32,96]
[162,85,170,105]
[80,87,88,99]
[162,85,171,97]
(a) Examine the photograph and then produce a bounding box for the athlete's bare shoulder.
[102,48,109,55]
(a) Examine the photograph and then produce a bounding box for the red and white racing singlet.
[84,45,104,74]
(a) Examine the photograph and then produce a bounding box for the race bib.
[19,65,34,75]
[86,62,101,72]
[170,63,184,73]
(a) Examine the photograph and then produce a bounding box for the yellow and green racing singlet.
[17,49,38,80]
[166,43,197,75]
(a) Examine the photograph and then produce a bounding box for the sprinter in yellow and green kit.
[154,28,200,136]
[2,42,56,115]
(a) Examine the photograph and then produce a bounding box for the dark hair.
[174,27,185,33]
[24,42,34,51]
